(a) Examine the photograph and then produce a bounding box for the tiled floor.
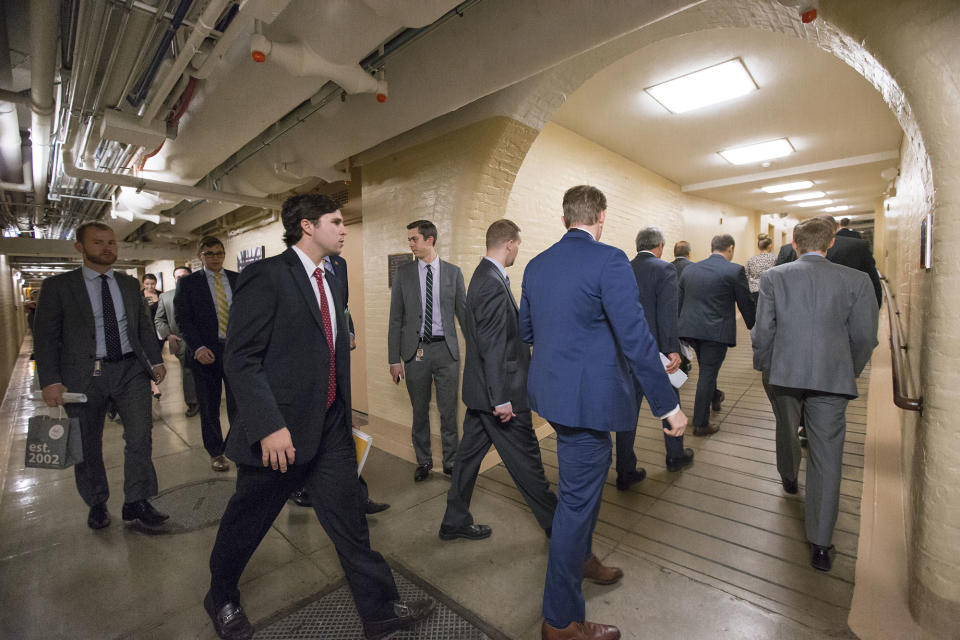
[0,327,865,639]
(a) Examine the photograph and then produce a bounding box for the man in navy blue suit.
[519,186,687,640]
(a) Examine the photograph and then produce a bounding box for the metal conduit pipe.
[29,0,60,205]
[116,0,175,105]
[61,151,280,210]
[126,0,193,108]
[0,88,31,106]
[140,0,231,124]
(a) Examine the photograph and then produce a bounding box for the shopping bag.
[25,407,84,469]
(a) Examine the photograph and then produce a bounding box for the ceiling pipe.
[249,33,383,96]
[141,0,233,125]
[61,150,280,210]
[0,89,31,106]
[29,0,61,206]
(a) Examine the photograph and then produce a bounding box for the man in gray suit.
[678,234,755,435]
[439,219,557,540]
[34,222,169,530]
[388,220,467,482]
[752,218,878,572]
[154,265,199,417]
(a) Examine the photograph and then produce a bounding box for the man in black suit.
[34,222,169,529]
[671,240,693,277]
[620,227,695,480]
[678,234,755,435]
[205,194,434,640]
[836,217,862,238]
[775,216,881,307]
[439,219,557,541]
[174,236,238,472]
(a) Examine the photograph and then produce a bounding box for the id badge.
[415,348,424,362]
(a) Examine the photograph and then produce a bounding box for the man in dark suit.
[520,186,687,640]
[439,219,557,541]
[622,227,694,480]
[388,220,467,481]
[678,234,755,436]
[671,240,692,277]
[154,265,199,417]
[174,236,238,472]
[34,222,169,530]
[205,194,434,640]
[836,217,862,238]
[775,216,881,307]
[752,218,878,572]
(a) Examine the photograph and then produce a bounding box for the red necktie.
[312,268,336,408]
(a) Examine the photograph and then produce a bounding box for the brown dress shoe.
[541,620,621,640]
[582,553,623,585]
[211,455,231,472]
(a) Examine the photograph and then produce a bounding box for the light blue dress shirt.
[81,265,133,358]
[417,256,443,338]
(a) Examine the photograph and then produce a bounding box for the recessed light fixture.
[719,138,794,165]
[761,180,814,193]
[797,199,833,208]
[645,58,758,114]
[782,191,826,202]
[824,205,850,212]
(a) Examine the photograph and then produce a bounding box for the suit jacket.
[461,259,529,411]
[388,258,466,363]
[752,254,878,397]
[174,268,239,358]
[222,248,352,467]
[837,228,862,239]
[518,230,677,430]
[327,255,355,335]
[678,254,755,346]
[630,252,679,355]
[154,288,183,356]
[34,268,161,391]
[672,256,692,278]
[774,237,880,307]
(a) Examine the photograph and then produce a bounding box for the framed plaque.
[388,253,413,288]
[237,245,265,272]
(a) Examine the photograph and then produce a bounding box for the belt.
[100,352,136,363]
[419,335,446,344]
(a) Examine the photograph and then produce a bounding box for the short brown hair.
[562,185,606,228]
[673,241,690,257]
[711,234,735,252]
[198,235,224,253]
[815,214,839,233]
[407,220,438,246]
[793,218,835,253]
[75,221,113,243]
[485,219,520,249]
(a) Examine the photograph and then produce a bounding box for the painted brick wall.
[0,255,26,398]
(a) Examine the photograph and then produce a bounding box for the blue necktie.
[100,275,123,359]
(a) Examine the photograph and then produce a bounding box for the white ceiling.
[551,27,903,219]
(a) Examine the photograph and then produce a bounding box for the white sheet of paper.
[660,352,687,389]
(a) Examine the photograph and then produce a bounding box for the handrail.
[879,274,922,413]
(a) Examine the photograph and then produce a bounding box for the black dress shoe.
[363,598,436,639]
[438,523,492,540]
[185,403,200,417]
[364,499,390,514]
[204,592,254,640]
[413,463,431,482]
[810,543,833,572]
[711,389,725,412]
[615,468,646,491]
[121,500,169,527]
[289,489,312,507]
[693,423,720,436]
[666,448,695,472]
[443,465,453,475]
[782,477,799,494]
[87,503,110,530]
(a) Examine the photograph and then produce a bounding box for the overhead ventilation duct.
[29,0,60,205]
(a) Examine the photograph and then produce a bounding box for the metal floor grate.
[255,568,500,640]
[138,478,235,534]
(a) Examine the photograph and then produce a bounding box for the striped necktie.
[214,272,229,336]
[423,264,433,339]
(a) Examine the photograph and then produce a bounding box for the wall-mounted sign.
[388,253,413,288]
[237,245,265,272]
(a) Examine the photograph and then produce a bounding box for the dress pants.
[686,338,728,428]
[442,409,556,531]
[208,397,399,621]
[616,387,683,474]
[543,424,607,629]
[404,340,460,470]
[191,341,236,457]
[170,340,197,406]
[66,358,158,506]
[763,378,849,547]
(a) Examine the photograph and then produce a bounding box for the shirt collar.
[483,256,507,280]
[291,245,322,275]
[203,266,224,277]
[569,227,596,241]
[82,265,114,281]
[419,255,440,270]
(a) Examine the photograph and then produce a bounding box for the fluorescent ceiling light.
[797,199,833,208]
[782,190,826,202]
[761,180,813,193]
[645,58,757,114]
[719,138,794,165]
[824,205,850,212]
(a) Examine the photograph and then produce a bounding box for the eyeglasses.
[201,251,226,258]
